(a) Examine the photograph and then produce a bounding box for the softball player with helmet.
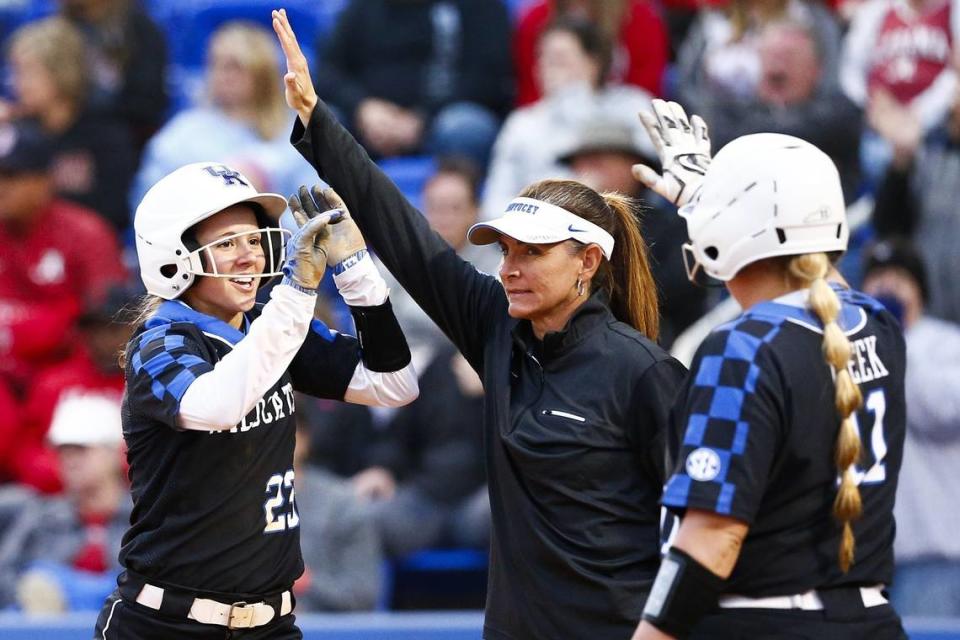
[631,101,908,640]
[93,162,417,639]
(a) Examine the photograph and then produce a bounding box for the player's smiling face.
[183,205,266,328]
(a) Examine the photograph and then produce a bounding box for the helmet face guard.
[186,227,292,280]
[681,241,701,283]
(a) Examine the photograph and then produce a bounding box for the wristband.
[642,547,724,638]
[280,276,318,296]
[333,249,368,275]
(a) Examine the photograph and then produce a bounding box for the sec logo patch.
[686,447,721,481]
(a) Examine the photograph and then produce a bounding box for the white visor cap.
[468,197,615,260]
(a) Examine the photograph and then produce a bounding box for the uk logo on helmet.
[204,165,248,186]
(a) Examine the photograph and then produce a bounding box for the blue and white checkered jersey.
[119,297,362,597]
[662,285,906,596]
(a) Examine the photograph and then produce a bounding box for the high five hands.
[634,100,712,208]
[289,186,367,268]
[283,207,340,292]
[272,8,317,125]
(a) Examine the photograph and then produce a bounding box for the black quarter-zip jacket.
[292,103,687,640]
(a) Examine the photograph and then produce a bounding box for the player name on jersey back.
[846,335,889,384]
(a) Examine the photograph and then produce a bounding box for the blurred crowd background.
[0,0,958,619]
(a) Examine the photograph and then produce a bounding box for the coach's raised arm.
[273,9,689,640]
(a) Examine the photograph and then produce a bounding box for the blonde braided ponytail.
[788,253,863,572]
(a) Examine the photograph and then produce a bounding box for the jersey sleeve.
[125,324,213,430]
[288,319,362,400]
[662,321,786,525]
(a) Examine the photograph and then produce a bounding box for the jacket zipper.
[510,349,545,433]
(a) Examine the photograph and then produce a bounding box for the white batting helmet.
[678,133,847,282]
[134,162,289,300]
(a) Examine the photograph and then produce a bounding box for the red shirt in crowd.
[513,0,669,106]
[867,0,953,104]
[0,199,127,390]
[9,349,126,493]
[0,199,126,492]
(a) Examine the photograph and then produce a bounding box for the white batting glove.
[634,99,712,207]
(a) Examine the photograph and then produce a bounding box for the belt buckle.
[227,601,254,629]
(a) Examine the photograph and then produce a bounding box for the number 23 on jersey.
[263,469,300,534]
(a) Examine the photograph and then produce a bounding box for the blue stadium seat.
[503,0,535,20]
[0,0,57,100]
[19,0,56,21]
[0,7,26,94]
[376,156,437,212]
[398,549,487,572]
[157,0,329,113]
[163,0,321,70]
[0,0,56,42]
[380,548,488,611]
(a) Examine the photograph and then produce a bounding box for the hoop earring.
[576,276,584,297]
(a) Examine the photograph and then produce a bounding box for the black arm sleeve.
[872,162,918,238]
[349,299,411,372]
[291,103,506,372]
[289,321,362,399]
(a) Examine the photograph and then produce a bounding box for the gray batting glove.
[634,99,712,207]
[281,204,341,291]
[290,185,367,267]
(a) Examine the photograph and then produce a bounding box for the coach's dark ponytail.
[517,179,659,340]
[789,252,863,573]
[600,192,659,340]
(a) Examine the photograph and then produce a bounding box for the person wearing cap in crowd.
[0,119,127,488]
[0,392,128,613]
[274,11,687,639]
[861,238,960,618]
[558,118,706,347]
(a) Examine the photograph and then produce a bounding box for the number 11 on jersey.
[850,389,888,486]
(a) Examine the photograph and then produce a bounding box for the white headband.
[467,197,615,259]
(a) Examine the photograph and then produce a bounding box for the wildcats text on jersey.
[224,382,296,434]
